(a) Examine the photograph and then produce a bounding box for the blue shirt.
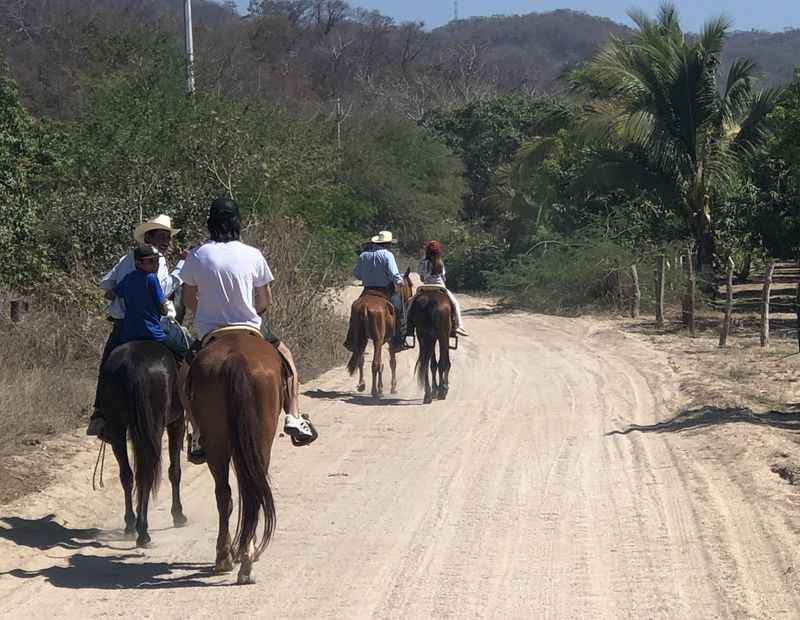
[114,271,167,343]
[100,252,184,320]
[353,245,403,288]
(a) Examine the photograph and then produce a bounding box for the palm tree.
[573,2,781,273]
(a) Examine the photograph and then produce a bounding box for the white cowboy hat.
[133,214,180,243]
[370,230,397,245]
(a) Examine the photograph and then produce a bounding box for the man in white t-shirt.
[180,197,317,461]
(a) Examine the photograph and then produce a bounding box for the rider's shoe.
[455,327,469,337]
[187,433,206,464]
[284,413,318,447]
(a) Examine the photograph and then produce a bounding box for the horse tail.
[347,304,368,376]
[128,364,165,502]
[415,301,434,387]
[222,352,276,560]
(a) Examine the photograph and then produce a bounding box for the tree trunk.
[719,257,735,348]
[761,261,776,347]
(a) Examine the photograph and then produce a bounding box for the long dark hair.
[208,197,241,242]
[425,241,444,276]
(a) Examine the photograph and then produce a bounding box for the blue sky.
[233,1,800,32]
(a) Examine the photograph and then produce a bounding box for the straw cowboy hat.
[370,230,397,245]
[134,215,180,243]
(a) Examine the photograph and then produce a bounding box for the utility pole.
[183,0,195,95]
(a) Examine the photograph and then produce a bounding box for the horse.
[96,341,187,547]
[407,287,453,404]
[185,331,283,585]
[346,269,414,398]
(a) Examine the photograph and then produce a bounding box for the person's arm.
[99,254,128,291]
[353,258,363,282]
[104,289,116,301]
[149,274,168,316]
[386,251,403,286]
[254,284,273,315]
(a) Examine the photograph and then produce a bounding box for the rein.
[92,441,107,490]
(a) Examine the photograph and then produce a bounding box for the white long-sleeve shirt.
[418,257,446,286]
[100,252,184,319]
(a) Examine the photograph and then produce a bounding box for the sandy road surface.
[3,295,800,619]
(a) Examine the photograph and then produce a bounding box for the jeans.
[92,319,124,415]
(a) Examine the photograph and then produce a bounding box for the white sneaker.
[284,414,318,446]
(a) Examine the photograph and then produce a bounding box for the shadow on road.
[607,405,800,436]
[0,515,221,589]
[2,552,218,590]
[303,389,419,407]
[0,514,105,551]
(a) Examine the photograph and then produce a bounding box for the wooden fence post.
[761,261,776,347]
[796,278,800,353]
[683,247,696,336]
[630,264,641,318]
[9,301,20,323]
[655,255,665,327]
[719,257,735,348]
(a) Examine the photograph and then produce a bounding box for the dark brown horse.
[407,288,453,404]
[346,271,414,397]
[185,331,282,585]
[97,341,187,547]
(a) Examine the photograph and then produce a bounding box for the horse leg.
[372,339,383,398]
[421,338,433,405]
[357,353,366,392]
[390,347,398,394]
[111,436,136,539]
[237,539,257,586]
[210,455,234,573]
[136,489,152,548]
[167,416,188,527]
[438,336,451,400]
[430,343,439,396]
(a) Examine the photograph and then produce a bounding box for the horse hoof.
[423,396,433,405]
[236,572,256,585]
[215,558,234,574]
[124,527,137,540]
[357,384,366,393]
[136,534,152,548]
[173,513,188,528]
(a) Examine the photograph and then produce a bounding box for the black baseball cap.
[134,243,159,261]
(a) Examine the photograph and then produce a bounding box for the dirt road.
[2,296,800,619]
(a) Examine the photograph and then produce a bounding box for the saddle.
[360,287,395,316]
[200,324,264,348]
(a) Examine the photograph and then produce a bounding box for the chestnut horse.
[186,331,282,585]
[346,270,414,397]
[407,288,453,404]
[97,341,187,547]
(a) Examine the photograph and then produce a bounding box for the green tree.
[574,2,781,272]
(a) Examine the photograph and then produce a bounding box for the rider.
[416,240,468,337]
[345,230,407,352]
[180,197,318,461]
[87,214,184,440]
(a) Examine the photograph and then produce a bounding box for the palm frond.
[733,87,784,156]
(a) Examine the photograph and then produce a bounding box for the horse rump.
[221,352,276,559]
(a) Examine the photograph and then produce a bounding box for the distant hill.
[429,10,800,91]
[1,3,798,118]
